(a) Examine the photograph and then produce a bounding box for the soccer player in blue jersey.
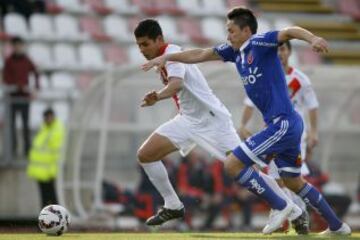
[142,7,351,236]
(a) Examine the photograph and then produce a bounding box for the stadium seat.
[156,16,188,43]
[133,0,161,16]
[55,0,88,13]
[156,0,184,16]
[76,72,95,90]
[28,43,54,70]
[80,16,111,41]
[79,43,105,70]
[83,0,112,15]
[201,17,227,42]
[53,43,79,70]
[338,0,360,21]
[51,72,78,99]
[104,0,139,15]
[203,0,227,16]
[4,13,29,39]
[51,72,76,90]
[257,17,272,34]
[273,18,293,31]
[178,17,210,45]
[128,44,146,65]
[103,44,128,65]
[226,0,249,9]
[176,0,204,16]
[29,14,55,41]
[53,101,70,123]
[54,14,86,41]
[103,15,133,42]
[128,16,142,34]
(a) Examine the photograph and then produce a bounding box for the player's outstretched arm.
[141,77,183,107]
[278,26,329,53]
[142,48,220,71]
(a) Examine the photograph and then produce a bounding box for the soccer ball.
[38,205,71,236]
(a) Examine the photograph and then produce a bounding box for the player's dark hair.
[11,36,24,45]
[43,108,55,117]
[227,7,258,34]
[134,19,163,40]
[279,41,292,51]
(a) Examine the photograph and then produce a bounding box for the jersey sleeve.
[298,72,319,109]
[302,84,319,109]
[166,61,186,79]
[251,31,279,54]
[213,43,236,62]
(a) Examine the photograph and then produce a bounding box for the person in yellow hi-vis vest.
[27,108,65,207]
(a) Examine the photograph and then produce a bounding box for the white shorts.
[155,113,241,161]
[268,131,310,179]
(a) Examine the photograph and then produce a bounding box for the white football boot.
[319,222,351,236]
[262,202,294,234]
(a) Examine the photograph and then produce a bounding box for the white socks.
[259,171,292,204]
[283,187,307,212]
[259,172,307,211]
[141,161,183,210]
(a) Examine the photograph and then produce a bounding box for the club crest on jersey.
[247,52,254,64]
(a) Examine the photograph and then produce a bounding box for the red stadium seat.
[227,0,249,9]
[80,16,111,41]
[83,0,112,15]
[338,0,360,21]
[178,17,210,45]
[103,44,128,65]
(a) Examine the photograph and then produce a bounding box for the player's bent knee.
[137,147,155,163]
[282,176,306,192]
[224,154,245,178]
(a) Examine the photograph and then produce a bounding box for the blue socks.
[298,183,342,231]
[235,167,287,210]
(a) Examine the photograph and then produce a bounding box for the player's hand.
[307,131,319,149]
[311,36,329,53]
[141,90,158,107]
[238,126,252,140]
[142,55,167,72]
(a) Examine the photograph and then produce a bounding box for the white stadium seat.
[4,13,29,38]
[103,15,132,42]
[53,101,70,123]
[53,43,79,70]
[56,0,88,13]
[202,0,227,16]
[155,16,188,43]
[51,72,76,90]
[201,17,226,42]
[79,43,105,70]
[176,0,203,16]
[29,14,55,41]
[105,0,139,14]
[54,14,85,41]
[28,43,53,70]
[273,18,294,31]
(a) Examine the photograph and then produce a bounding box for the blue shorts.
[233,113,304,177]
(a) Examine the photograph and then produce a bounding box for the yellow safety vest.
[27,119,65,182]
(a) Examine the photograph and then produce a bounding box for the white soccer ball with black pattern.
[38,205,71,236]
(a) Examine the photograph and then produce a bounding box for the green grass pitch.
[0,232,360,240]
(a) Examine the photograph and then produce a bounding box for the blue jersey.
[214,31,294,124]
